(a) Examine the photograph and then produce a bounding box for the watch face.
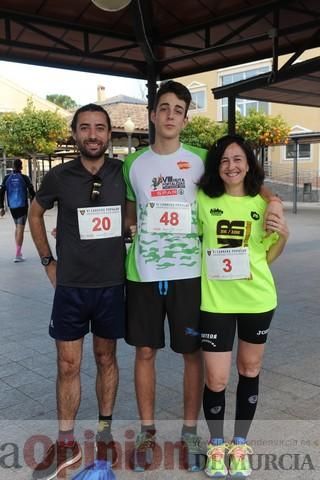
[41,256,52,266]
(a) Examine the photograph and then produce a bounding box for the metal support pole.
[1,149,7,182]
[147,68,157,144]
[108,139,113,158]
[128,133,132,154]
[228,96,236,134]
[28,158,32,180]
[292,138,298,214]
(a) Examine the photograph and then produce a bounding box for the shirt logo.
[185,327,199,337]
[251,211,260,220]
[177,161,191,170]
[201,333,218,348]
[150,174,185,197]
[210,208,223,216]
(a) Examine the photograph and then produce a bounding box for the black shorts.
[50,285,125,341]
[200,309,275,352]
[125,278,201,354]
[10,207,28,225]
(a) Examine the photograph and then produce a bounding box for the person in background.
[0,158,35,262]
[197,134,289,478]
[28,104,126,480]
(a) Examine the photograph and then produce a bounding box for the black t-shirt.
[36,157,126,288]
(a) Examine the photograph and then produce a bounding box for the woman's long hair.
[198,135,265,197]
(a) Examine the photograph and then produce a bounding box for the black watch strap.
[41,255,54,266]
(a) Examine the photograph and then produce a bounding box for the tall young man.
[28,104,126,480]
[124,81,207,472]
[0,158,35,262]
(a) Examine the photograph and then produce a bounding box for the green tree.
[236,110,290,166]
[236,110,290,148]
[180,116,227,149]
[46,94,78,111]
[0,99,69,187]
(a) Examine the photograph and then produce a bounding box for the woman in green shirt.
[197,135,289,478]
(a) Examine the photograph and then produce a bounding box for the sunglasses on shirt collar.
[90,175,102,201]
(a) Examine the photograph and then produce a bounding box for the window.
[189,90,206,111]
[220,66,270,121]
[285,143,311,161]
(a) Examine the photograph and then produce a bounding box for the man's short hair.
[153,81,192,117]
[71,103,112,132]
[13,159,22,171]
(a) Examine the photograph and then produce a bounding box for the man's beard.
[77,141,108,160]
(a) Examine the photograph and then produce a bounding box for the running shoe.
[130,431,156,472]
[181,432,207,472]
[205,442,228,478]
[14,255,25,262]
[96,431,118,467]
[32,441,82,480]
[228,442,253,477]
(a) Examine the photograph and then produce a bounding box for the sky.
[0,60,145,105]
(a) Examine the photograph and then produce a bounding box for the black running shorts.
[200,309,275,352]
[10,207,28,225]
[50,285,126,341]
[125,278,201,354]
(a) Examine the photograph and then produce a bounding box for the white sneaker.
[13,255,25,263]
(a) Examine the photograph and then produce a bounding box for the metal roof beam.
[0,8,133,42]
[160,0,294,41]
[130,0,156,65]
[0,53,146,79]
[212,56,320,99]
[17,21,83,53]
[280,28,320,71]
[159,18,320,67]
[0,37,145,68]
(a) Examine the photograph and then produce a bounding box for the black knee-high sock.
[203,384,225,440]
[234,374,259,440]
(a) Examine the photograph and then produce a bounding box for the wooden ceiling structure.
[0,0,319,137]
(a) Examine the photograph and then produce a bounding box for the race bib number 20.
[77,205,121,240]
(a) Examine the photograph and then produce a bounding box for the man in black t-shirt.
[28,104,126,480]
[0,159,35,262]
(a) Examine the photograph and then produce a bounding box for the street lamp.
[124,117,135,154]
[91,0,132,11]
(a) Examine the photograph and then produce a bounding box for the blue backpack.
[5,172,27,209]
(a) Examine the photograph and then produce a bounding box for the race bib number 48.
[146,202,191,234]
[206,247,251,280]
[77,205,121,240]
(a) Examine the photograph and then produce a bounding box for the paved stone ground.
[0,203,319,479]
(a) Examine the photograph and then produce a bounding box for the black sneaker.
[96,432,118,468]
[130,431,156,472]
[32,441,82,480]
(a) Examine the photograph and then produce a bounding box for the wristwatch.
[41,255,55,267]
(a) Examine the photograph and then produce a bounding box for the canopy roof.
[213,55,320,108]
[0,0,319,82]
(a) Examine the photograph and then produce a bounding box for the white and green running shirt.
[197,190,279,313]
[123,144,207,282]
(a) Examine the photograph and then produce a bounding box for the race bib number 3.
[77,205,121,240]
[206,247,251,280]
[146,202,191,234]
